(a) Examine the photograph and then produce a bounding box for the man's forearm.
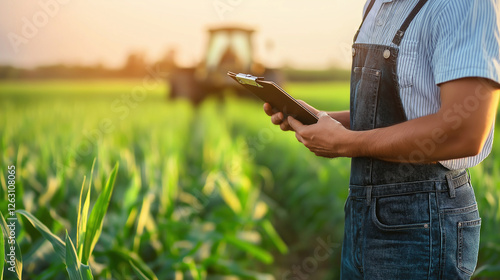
[343,78,499,163]
[287,78,498,162]
[347,111,492,163]
[329,110,350,129]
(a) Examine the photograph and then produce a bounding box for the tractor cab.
[169,25,279,105]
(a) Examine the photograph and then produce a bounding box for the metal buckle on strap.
[446,172,469,198]
[392,30,405,45]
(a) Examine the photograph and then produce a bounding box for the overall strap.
[392,0,428,45]
[353,0,376,42]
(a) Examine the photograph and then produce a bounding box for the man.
[264,0,500,279]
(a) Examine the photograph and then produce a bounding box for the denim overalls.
[341,0,482,279]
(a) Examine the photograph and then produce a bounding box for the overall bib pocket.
[351,67,382,130]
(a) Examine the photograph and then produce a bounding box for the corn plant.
[1,80,499,279]
[1,211,23,280]
[6,162,152,279]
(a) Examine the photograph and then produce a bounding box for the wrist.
[343,130,367,158]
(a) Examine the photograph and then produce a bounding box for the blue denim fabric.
[341,171,481,279]
[346,2,482,279]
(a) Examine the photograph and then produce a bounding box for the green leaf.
[133,192,154,252]
[217,175,242,214]
[81,163,118,265]
[80,265,93,280]
[65,232,93,280]
[261,219,288,254]
[185,259,203,280]
[76,176,86,259]
[110,248,158,280]
[0,212,22,280]
[65,231,83,280]
[224,235,273,264]
[16,209,65,262]
[130,261,149,280]
[79,180,92,260]
[0,215,4,280]
[77,160,94,259]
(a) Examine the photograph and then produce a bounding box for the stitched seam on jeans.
[371,200,430,231]
[428,192,433,279]
[349,189,447,199]
[458,226,465,273]
[349,183,470,199]
[442,204,478,215]
[457,226,474,276]
[349,177,470,188]
[436,192,446,280]
[457,219,481,275]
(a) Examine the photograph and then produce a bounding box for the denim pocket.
[351,67,381,131]
[457,218,481,275]
[372,193,430,231]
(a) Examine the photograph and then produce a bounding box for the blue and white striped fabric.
[355,0,500,170]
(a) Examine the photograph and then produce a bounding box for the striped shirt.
[355,0,500,170]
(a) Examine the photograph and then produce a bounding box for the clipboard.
[227,72,318,125]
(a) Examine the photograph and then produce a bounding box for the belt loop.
[366,186,373,206]
[446,173,456,198]
[466,169,471,184]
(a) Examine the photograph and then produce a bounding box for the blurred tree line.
[0,49,350,82]
[282,67,350,82]
[0,50,177,80]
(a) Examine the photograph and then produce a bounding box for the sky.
[0,0,366,69]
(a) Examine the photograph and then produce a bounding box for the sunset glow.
[0,0,366,69]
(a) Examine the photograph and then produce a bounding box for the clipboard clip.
[235,73,264,88]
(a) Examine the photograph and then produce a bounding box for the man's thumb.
[287,116,302,130]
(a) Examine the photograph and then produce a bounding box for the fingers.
[280,120,292,131]
[271,112,284,125]
[288,116,307,144]
[264,103,293,131]
[263,103,274,116]
[287,116,304,133]
[295,131,304,143]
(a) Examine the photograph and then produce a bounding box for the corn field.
[0,80,499,279]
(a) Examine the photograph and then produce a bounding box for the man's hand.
[263,78,499,163]
[287,112,352,158]
[263,100,319,131]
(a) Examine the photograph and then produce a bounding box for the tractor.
[168,25,283,105]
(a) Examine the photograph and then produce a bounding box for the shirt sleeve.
[432,0,500,87]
